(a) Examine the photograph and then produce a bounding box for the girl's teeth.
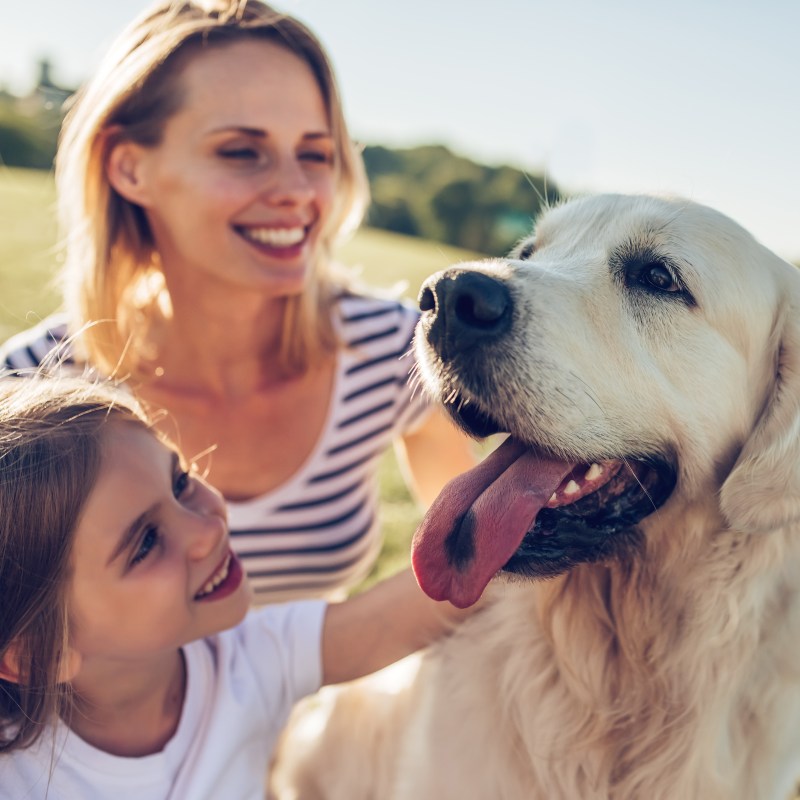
[198,555,231,597]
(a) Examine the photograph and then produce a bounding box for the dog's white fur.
[273,195,800,800]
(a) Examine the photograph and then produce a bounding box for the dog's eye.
[641,262,680,293]
[515,241,536,260]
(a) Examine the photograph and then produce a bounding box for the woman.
[1,0,476,602]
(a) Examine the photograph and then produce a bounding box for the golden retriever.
[273,194,800,800]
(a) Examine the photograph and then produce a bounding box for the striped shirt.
[0,294,431,603]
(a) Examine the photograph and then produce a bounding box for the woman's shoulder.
[0,314,74,374]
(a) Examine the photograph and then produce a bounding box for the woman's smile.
[235,223,313,260]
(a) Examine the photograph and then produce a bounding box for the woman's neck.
[67,650,186,758]
[143,290,290,398]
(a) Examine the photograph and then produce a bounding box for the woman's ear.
[106,137,152,207]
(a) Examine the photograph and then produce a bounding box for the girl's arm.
[321,568,474,685]
[394,407,480,508]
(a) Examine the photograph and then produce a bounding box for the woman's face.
[110,39,337,299]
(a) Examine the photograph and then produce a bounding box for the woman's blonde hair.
[0,377,151,753]
[56,0,369,377]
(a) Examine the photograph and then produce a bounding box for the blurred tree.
[363,144,559,255]
[367,174,423,237]
[0,105,58,170]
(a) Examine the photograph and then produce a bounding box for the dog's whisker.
[568,373,606,416]
[620,455,659,514]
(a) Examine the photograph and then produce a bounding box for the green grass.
[0,166,482,588]
[0,168,62,341]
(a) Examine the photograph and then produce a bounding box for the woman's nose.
[262,156,315,206]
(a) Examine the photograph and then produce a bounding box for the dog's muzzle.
[418,269,513,361]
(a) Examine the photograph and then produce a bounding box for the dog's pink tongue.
[412,437,574,608]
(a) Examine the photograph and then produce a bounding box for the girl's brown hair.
[0,377,150,753]
[57,0,369,378]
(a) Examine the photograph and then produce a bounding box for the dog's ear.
[720,309,800,532]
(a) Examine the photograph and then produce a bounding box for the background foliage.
[363,144,559,255]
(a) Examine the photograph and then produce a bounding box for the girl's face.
[66,422,251,674]
[108,38,337,299]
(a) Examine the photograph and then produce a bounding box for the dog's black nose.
[418,269,513,358]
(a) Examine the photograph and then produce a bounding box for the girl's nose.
[186,482,228,560]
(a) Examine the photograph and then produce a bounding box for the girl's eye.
[174,469,190,499]
[131,525,160,566]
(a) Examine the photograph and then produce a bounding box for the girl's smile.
[194,549,245,602]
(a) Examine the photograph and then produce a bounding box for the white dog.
[273,194,800,800]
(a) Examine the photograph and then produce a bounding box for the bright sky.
[2,0,799,260]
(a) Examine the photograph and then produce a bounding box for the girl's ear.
[106,136,153,207]
[0,642,22,684]
[0,642,82,684]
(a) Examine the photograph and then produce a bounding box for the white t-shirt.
[0,600,326,800]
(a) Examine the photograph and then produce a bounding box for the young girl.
[0,377,470,798]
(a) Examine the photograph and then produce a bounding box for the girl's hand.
[321,568,479,685]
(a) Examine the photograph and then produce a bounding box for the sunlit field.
[0,166,482,587]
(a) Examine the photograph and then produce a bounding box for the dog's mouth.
[411,401,676,608]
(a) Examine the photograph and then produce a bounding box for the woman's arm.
[321,568,473,685]
[394,406,480,508]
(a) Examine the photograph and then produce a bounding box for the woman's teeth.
[241,226,305,247]
[196,554,231,598]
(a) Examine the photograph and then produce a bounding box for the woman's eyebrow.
[208,126,267,137]
[207,127,332,139]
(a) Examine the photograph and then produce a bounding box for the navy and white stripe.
[0,295,431,602]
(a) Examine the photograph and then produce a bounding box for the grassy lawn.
[0,166,482,588]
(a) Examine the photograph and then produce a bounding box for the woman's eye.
[642,262,679,292]
[299,150,333,165]
[218,147,259,160]
[131,526,160,566]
